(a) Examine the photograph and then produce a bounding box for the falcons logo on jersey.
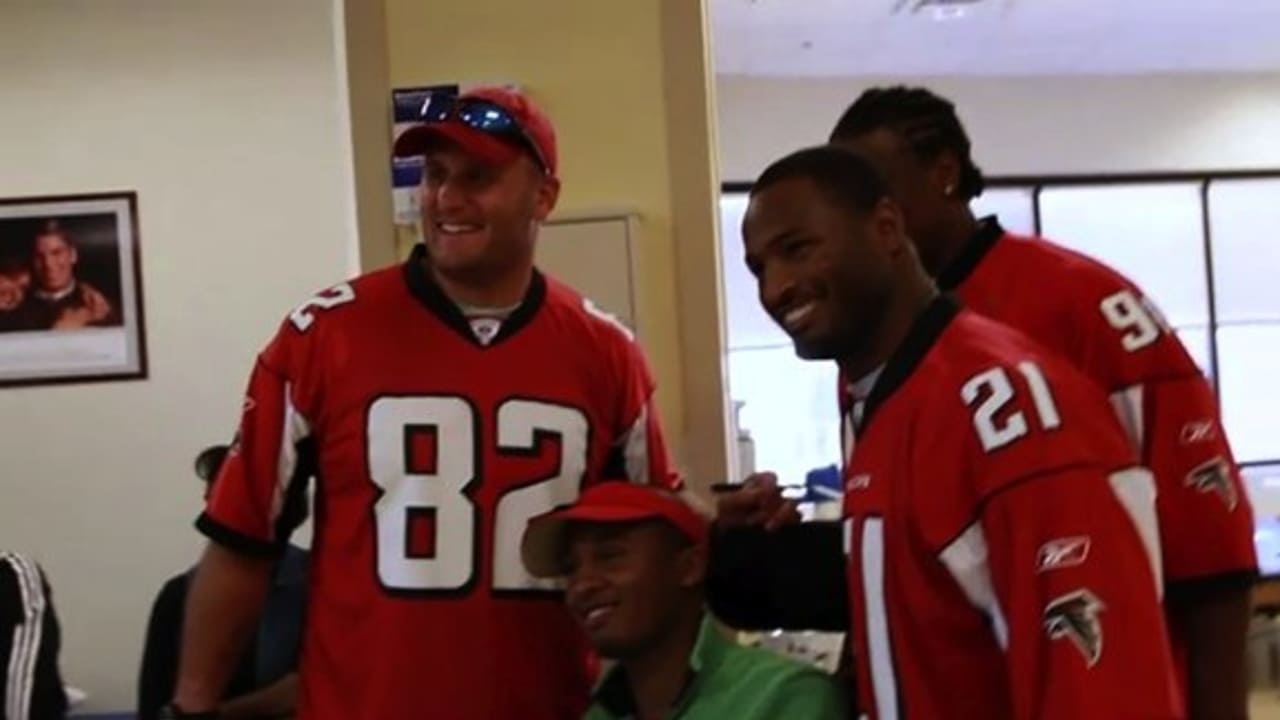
[1185,456,1237,511]
[1044,589,1105,667]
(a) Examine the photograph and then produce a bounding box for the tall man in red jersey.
[722,145,1182,719]
[167,87,680,720]
[830,86,1256,719]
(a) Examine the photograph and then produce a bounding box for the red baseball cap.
[521,482,709,579]
[392,86,559,177]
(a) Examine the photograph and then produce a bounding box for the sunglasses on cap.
[420,95,551,175]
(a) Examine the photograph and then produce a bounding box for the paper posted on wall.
[390,83,459,227]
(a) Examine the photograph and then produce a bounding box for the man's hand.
[713,472,800,531]
[51,284,113,329]
[51,305,95,329]
[79,282,113,322]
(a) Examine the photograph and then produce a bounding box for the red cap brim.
[392,122,524,168]
[520,492,710,580]
[521,504,669,579]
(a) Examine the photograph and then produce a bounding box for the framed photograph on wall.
[0,191,147,387]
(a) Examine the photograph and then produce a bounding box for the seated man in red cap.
[522,482,848,719]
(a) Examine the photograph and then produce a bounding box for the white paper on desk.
[64,685,88,708]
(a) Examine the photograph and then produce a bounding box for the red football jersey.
[199,247,679,720]
[841,299,1182,720]
[937,219,1256,587]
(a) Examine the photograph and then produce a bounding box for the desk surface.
[1254,691,1280,719]
[1258,579,1280,609]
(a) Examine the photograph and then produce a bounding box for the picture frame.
[0,191,147,387]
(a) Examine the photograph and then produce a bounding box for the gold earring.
[945,183,956,197]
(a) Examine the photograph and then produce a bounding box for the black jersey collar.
[857,294,961,433]
[935,216,1005,292]
[402,244,546,348]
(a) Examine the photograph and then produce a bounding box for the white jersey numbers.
[366,396,589,595]
[289,283,356,332]
[1099,289,1167,352]
[961,362,1063,453]
[492,401,590,590]
[368,396,478,593]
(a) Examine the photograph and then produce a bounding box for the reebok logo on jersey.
[469,318,502,346]
[242,396,257,414]
[1037,536,1091,573]
[1185,456,1238,511]
[1179,419,1216,445]
[845,473,872,492]
[1044,589,1105,668]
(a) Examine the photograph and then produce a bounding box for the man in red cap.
[522,483,848,720]
[168,87,681,720]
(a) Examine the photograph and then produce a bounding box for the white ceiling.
[710,0,1280,77]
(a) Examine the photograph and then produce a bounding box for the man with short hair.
[829,86,1256,718]
[14,222,116,330]
[168,87,680,720]
[713,145,1182,719]
[523,482,847,720]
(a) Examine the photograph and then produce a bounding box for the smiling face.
[742,175,898,361]
[419,144,559,287]
[562,520,703,660]
[32,231,77,293]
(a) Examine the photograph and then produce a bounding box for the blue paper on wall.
[390,83,459,225]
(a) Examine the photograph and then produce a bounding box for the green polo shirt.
[585,613,848,719]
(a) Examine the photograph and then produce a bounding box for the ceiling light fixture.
[892,0,986,17]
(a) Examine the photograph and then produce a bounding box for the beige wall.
[0,0,358,710]
[342,0,396,271]
[717,72,1280,181]
[385,0,730,489]
[660,0,734,490]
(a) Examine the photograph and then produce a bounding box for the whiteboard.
[537,214,638,333]
[392,213,639,333]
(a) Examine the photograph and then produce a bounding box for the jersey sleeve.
[916,344,1182,718]
[606,336,682,491]
[196,320,319,556]
[1145,375,1256,582]
[979,467,1183,719]
[1067,271,1256,582]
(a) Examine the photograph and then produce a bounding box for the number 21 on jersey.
[367,396,588,595]
[961,361,1062,453]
